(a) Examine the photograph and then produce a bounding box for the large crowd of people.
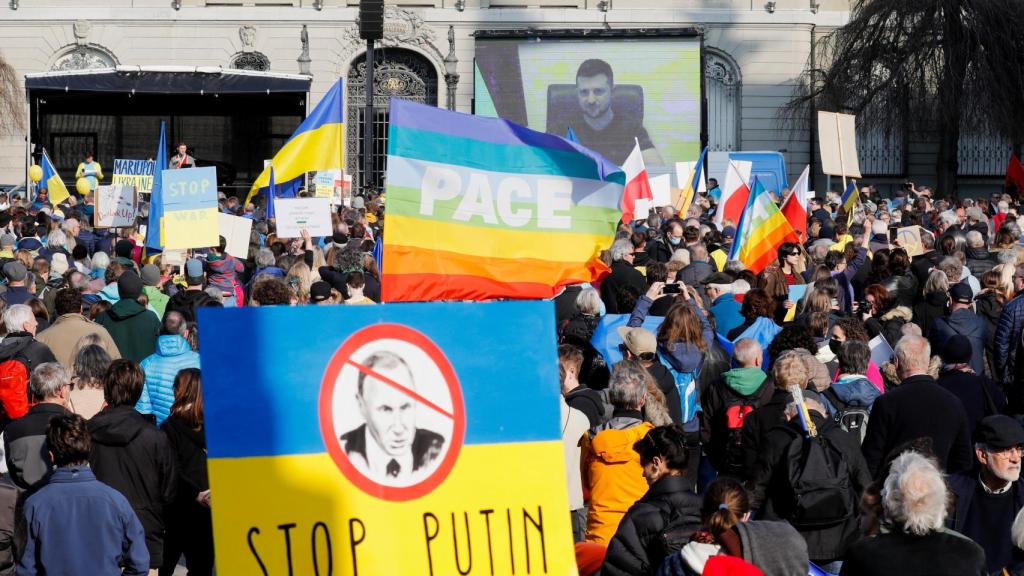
[559,183,1024,575]
[4,165,1024,576]
[0,182,384,575]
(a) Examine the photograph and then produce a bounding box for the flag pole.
[835,113,848,196]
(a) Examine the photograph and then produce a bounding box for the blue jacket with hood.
[136,335,200,425]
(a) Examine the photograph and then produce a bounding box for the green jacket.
[142,286,169,319]
[95,299,160,363]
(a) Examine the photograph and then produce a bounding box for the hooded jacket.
[914,290,949,335]
[930,307,989,375]
[137,335,200,425]
[89,405,176,569]
[866,305,912,348]
[0,333,56,428]
[710,293,744,338]
[205,254,243,295]
[95,299,160,363]
[974,290,1004,354]
[603,475,702,576]
[3,402,69,490]
[629,296,713,377]
[582,411,654,546]
[829,375,881,409]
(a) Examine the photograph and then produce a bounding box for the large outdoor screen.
[474,36,702,173]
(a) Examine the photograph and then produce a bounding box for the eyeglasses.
[989,446,1024,460]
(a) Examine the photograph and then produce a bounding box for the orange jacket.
[582,421,654,546]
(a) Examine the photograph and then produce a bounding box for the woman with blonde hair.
[286,262,313,304]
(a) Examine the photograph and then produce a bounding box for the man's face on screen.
[576,74,612,120]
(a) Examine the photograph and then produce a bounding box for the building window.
[231,52,271,72]
[958,128,1012,177]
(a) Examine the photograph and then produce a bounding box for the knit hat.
[940,334,972,365]
[50,253,69,276]
[140,264,161,287]
[114,239,135,259]
[117,271,144,300]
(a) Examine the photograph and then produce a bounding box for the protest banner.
[161,166,218,250]
[382,99,623,302]
[218,213,253,259]
[275,197,332,238]
[818,111,862,180]
[896,225,927,257]
[93,184,138,228]
[314,169,341,199]
[111,159,155,194]
[199,301,574,576]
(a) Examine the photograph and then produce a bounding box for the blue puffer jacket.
[829,375,881,409]
[136,335,200,425]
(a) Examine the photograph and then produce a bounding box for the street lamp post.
[444,26,459,112]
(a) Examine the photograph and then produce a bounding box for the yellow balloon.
[75,178,91,195]
[28,165,43,183]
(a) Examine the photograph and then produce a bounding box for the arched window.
[50,46,117,71]
[346,48,438,192]
[704,48,741,153]
[231,52,271,72]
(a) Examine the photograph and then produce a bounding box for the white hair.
[575,287,601,316]
[733,338,762,367]
[61,218,79,232]
[882,451,948,536]
[610,239,633,262]
[91,251,110,270]
[732,279,751,295]
[938,210,959,228]
[669,249,690,266]
[30,362,69,401]
[46,229,68,249]
[708,283,733,294]
[3,304,34,333]
[966,230,984,248]
[871,219,888,236]
[999,200,1010,213]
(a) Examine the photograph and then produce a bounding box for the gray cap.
[140,264,161,287]
[2,262,26,282]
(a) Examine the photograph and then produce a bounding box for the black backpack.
[780,426,856,529]
[718,389,757,476]
[822,387,870,444]
[651,499,701,558]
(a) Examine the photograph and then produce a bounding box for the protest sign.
[111,159,155,194]
[314,169,341,199]
[93,184,138,228]
[896,225,926,257]
[161,250,185,267]
[818,111,862,179]
[784,284,809,322]
[869,334,893,367]
[199,301,574,576]
[161,166,219,250]
[218,213,253,259]
[649,173,672,208]
[274,197,332,238]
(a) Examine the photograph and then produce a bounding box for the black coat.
[600,262,646,315]
[860,374,973,478]
[602,475,701,576]
[911,251,941,286]
[965,246,996,278]
[165,289,217,324]
[646,239,675,264]
[89,405,176,568]
[929,308,989,375]
[318,267,381,303]
[161,415,208,503]
[913,291,948,336]
[564,386,606,428]
[740,388,791,476]
[839,528,986,576]
[935,369,1005,436]
[749,415,872,563]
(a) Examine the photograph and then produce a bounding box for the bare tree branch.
[0,52,24,138]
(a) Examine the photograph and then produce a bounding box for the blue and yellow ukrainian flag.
[841,179,859,226]
[676,146,708,216]
[38,150,70,206]
[245,79,344,206]
[198,302,575,576]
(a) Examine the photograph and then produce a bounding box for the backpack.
[651,499,701,559]
[0,339,35,430]
[719,389,757,476]
[822,387,870,444]
[780,426,856,529]
[658,351,701,430]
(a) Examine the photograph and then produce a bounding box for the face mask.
[669,237,681,246]
[829,339,843,355]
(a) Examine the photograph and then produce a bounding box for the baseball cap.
[616,326,657,357]
[185,259,204,285]
[140,264,161,287]
[949,282,973,304]
[975,415,1024,450]
[1,262,25,282]
[721,226,736,239]
[309,281,332,303]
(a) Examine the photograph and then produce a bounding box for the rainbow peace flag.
[245,79,344,205]
[382,99,624,302]
[729,176,798,274]
[199,302,575,575]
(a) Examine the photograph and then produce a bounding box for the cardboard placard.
[161,167,219,250]
[111,159,155,194]
[275,197,333,238]
[218,213,253,259]
[818,111,862,178]
[896,225,926,257]
[94,184,138,228]
[650,173,673,208]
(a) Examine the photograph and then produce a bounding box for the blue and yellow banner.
[245,79,345,205]
[198,302,575,575]
[161,166,218,250]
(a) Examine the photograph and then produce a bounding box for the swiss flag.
[781,165,810,243]
[620,139,653,225]
[1007,153,1024,197]
[715,160,751,228]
